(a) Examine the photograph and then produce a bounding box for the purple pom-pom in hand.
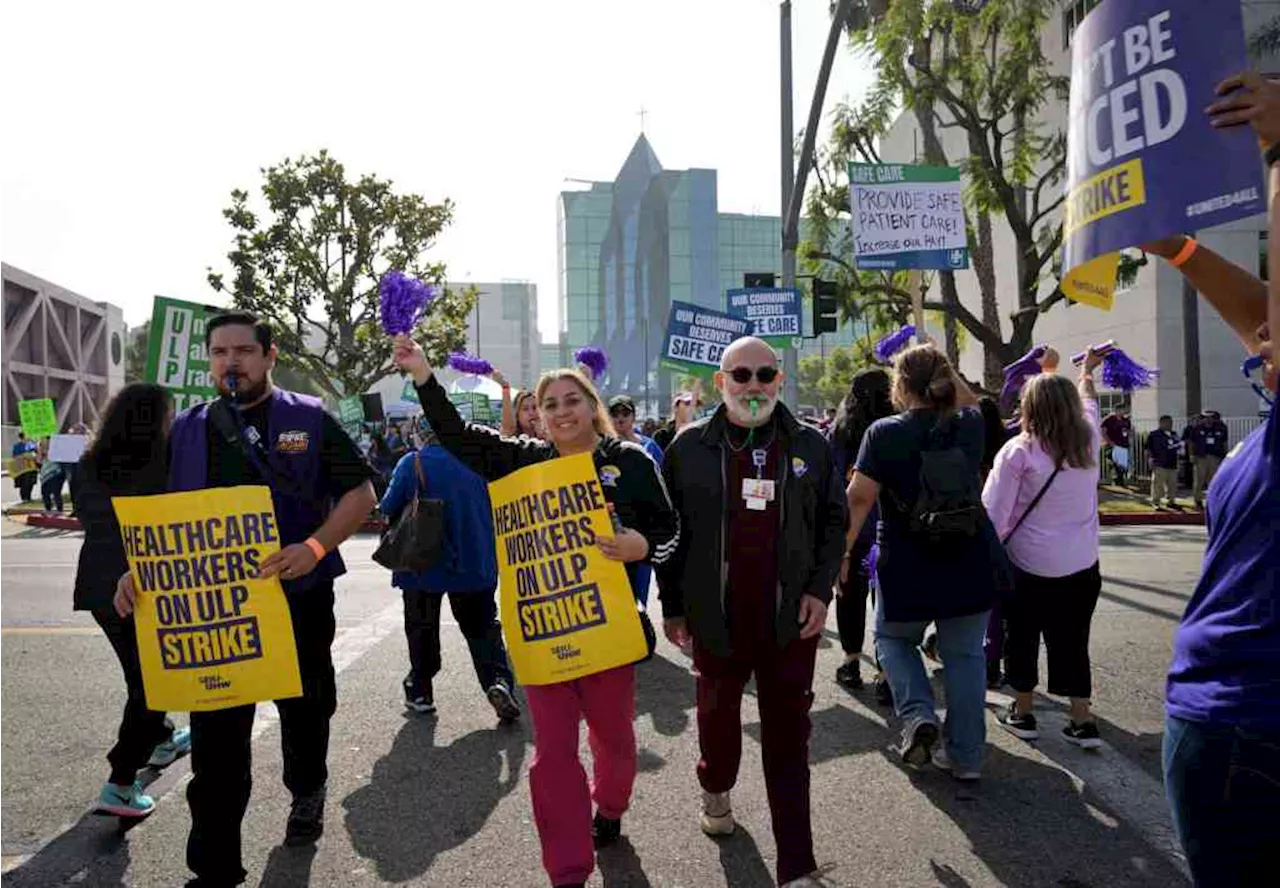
[1100,348,1158,391]
[1000,344,1048,413]
[873,325,916,363]
[379,270,437,336]
[574,346,608,382]
[446,352,494,376]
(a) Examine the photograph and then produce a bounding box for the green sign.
[402,379,420,403]
[448,392,494,424]
[338,396,363,424]
[18,398,58,438]
[144,296,221,411]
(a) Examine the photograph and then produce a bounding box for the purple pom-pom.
[1100,348,1158,391]
[574,346,609,382]
[862,543,879,580]
[873,325,916,363]
[1000,345,1048,413]
[446,352,494,376]
[379,270,437,336]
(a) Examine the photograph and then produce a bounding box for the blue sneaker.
[95,781,155,818]
[147,726,192,768]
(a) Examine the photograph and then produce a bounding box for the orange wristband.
[1169,237,1198,268]
[304,537,326,561]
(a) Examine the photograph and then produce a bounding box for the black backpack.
[897,416,983,541]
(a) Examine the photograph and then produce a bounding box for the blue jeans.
[875,606,990,772]
[1163,715,1280,887]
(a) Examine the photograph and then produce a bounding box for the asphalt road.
[0,519,1201,887]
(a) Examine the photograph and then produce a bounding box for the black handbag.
[373,454,446,572]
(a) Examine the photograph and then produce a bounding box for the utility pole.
[780,1,797,406]
[780,0,851,408]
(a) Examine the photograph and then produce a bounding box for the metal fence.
[1100,415,1265,485]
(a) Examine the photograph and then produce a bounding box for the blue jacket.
[380,445,498,593]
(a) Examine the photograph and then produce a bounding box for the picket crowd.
[61,71,1278,888]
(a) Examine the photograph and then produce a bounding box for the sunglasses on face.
[727,366,780,385]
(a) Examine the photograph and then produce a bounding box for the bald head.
[716,336,783,428]
[720,336,778,371]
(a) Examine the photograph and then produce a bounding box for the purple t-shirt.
[1166,408,1279,729]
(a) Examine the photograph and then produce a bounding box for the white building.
[878,0,1279,424]
[367,280,539,413]
[1,263,127,450]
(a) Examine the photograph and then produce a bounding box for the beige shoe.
[781,863,840,887]
[699,790,735,836]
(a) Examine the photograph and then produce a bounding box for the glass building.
[557,134,853,415]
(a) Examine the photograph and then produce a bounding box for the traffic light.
[813,278,839,335]
[744,272,776,289]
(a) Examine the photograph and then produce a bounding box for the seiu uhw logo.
[199,674,231,691]
[947,249,966,268]
[551,643,582,662]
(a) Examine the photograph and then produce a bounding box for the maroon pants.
[694,634,819,885]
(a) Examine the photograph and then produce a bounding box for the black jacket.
[656,402,848,659]
[415,376,681,593]
[73,457,167,611]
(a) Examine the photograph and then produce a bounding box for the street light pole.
[780,0,798,407]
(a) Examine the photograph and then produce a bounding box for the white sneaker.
[899,716,940,768]
[930,745,981,782]
[700,790,735,836]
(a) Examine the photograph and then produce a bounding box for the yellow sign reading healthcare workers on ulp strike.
[112,486,302,711]
[488,452,646,686]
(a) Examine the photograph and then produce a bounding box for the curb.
[1099,511,1204,526]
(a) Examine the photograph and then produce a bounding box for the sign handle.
[907,271,924,340]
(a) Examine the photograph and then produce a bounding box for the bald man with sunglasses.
[655,337,847,888]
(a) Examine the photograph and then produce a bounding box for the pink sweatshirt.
[982,398,1101,578]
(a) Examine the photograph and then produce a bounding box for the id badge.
[742,478,776,502]
[745,497,768,511]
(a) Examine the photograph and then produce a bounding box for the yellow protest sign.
[488,452,646,685]
[112,485,302,711]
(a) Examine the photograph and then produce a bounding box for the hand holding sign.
[1207,72,1280,143]
[258,543,320,581]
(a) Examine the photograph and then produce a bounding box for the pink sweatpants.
[524,664,637,886]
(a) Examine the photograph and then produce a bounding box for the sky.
[2,0,875,342]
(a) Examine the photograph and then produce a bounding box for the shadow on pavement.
[0,814,133,887]
[634,652,695,738]
[597,835,653,888]
[715,823,774,888]
[341,715,528,882]
[742,703,888,766]
[259,843,316,888]
[903,743,1189,888]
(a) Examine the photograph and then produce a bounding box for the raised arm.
[392,335,544,481]
[492,369,519,437]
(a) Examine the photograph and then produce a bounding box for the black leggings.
[1003,562,1102,699]
[836,568,874,657]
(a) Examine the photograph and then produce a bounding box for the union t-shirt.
[1166,407,1279,729]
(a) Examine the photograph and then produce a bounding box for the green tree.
[207,150,477,399]
[798,345,861,410]
[808,0,1141,392]
[125,322,149,384]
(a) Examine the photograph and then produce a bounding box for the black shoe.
[1063,720,1102,749]
[404,678,436,714]
[997,703,1039,741]
[486,682,521,722]
[835,660,864,690]
[591,812,622,848]
[284,786,325,846]
[873,676,893,707]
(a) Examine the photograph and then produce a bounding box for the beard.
[725,394,776,427]
[219,374,269,405]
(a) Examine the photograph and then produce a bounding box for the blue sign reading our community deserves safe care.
[1060,0,1264,310]
[725,287,801,346]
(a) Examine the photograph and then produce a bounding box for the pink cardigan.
[982,399,1101,578]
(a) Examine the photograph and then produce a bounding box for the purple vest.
[168,388,346,592]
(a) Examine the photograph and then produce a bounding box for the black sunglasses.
[728,366,780,385]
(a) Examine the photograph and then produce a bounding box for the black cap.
[608,395,635,412]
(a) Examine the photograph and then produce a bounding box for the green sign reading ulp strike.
[144,297,222,410]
